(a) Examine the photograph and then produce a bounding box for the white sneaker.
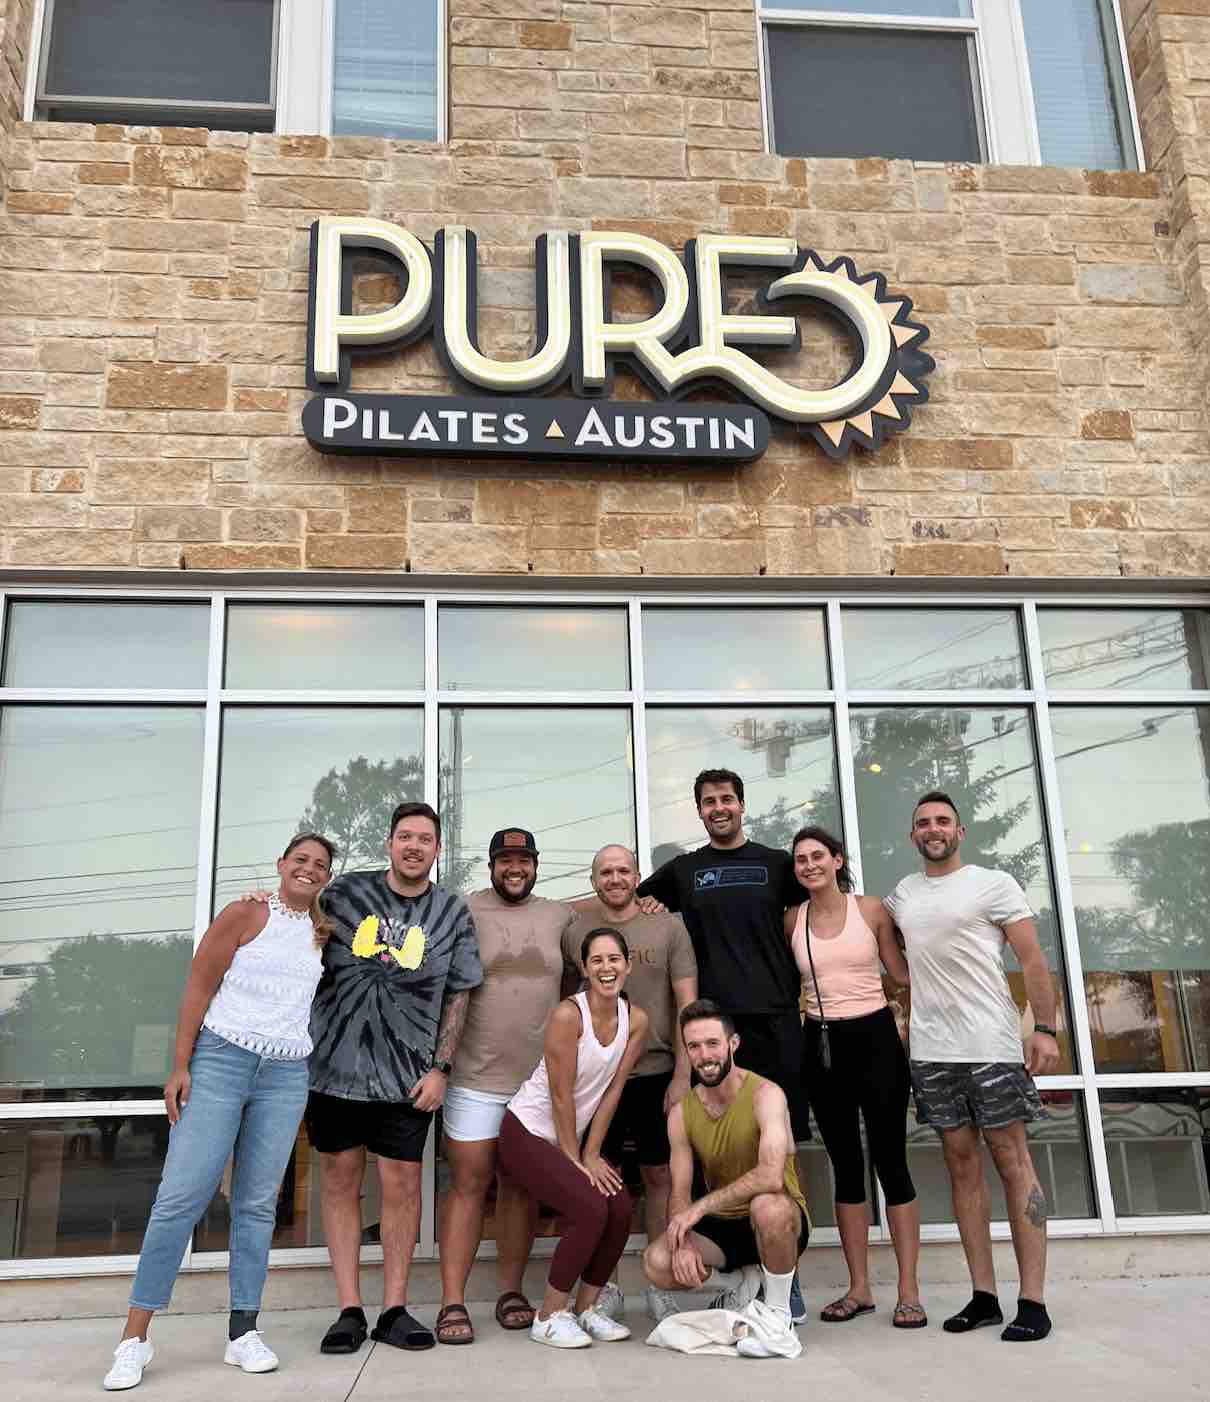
[708,1263,763,1313]
[530,1309,592,1349]
[224,1329,279,1373]
[737,1310,794,1359]
[645,1285,680,1322]
[103,1338,154,1391]
[577,1308,631,1342]
[594,1281,625,1320]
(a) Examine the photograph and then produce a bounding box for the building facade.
[0,1,1207,1286]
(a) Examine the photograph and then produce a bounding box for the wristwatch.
[1033,1024,1057,1038]
[433,1059,452,1075]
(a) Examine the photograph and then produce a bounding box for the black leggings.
[802,1005,916,1208]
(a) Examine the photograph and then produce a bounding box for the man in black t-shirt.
[636,768,807,1141]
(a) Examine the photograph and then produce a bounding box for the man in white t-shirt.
[883,791,1060,1344]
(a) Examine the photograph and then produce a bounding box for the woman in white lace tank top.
[498,927,649,1350]
[104,832,335,1394]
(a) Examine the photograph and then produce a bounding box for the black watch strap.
[1033,1024,1057,1038]
[434,1059,453,1075]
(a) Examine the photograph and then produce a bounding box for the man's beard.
[914,833,961,863]
[693,1051,734,1087]
[493,873,536,904]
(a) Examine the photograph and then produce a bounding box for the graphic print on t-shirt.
[694,864,770,892]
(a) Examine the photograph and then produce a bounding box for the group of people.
[102,768,1062,1389]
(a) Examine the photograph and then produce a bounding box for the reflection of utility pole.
[730,715,831,776]
[447,706,464,884]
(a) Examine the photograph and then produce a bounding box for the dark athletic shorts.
[601,1070,673,1167]
[695,1204,810,1273]
[731,1011,811,1142]
[305,1089,433,1162]
[910,1060,1045,1133]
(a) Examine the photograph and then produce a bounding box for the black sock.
[1002,1298,1051,1342]
[943,1290,1003,1333]
[229,1309,258,1341]
[338,1306,366,1325]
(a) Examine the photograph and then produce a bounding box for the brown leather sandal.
[435,1303,474,1345]
[494,1291,535,1330]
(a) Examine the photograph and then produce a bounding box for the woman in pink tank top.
[497,927,649,1349]
[785,826,924,1330]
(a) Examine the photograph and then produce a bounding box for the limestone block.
[892,543,1006,575]
[0,396,39,428]
[227,508,301,541]
[8,529,134,565]
[137,506,224,541]
[182,543,302,569]
[107,364,228,410]
[133,147,248,190]
[94,460,212,504]
[609,10,707,48]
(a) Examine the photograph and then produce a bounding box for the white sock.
[762,1267,794,1315]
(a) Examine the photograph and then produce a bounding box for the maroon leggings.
[497,1110,632,1293]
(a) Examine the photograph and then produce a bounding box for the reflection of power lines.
[729,715,832,776]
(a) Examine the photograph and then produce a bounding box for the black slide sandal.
[320,1307,368,1354]
[372,1306,436,1351]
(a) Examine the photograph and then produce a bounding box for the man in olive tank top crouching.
[642,1000,809,1357]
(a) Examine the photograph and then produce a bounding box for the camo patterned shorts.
[909,1060,1045,1132]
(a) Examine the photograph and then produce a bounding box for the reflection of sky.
[842,609,1024,690]
[647,708,840,854]
[1037,609,1210,691]
[225,605,424,690]
[5,601,208,688]
[643,610,828,691]
[0,708,203,1015]
[440,608,629,691]
[215,709,424,904]
[439,709,634,898]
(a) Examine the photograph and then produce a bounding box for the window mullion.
[973,0,1039,165]
[630,600,653,875]
[276,0,326,135]
[192,595,226,950]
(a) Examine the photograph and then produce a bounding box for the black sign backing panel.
[303,393,770,463]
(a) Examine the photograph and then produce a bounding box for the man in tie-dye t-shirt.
[306,802,482,1356]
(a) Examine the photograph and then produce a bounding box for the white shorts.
[443,1085,514,1142]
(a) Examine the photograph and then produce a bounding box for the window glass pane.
[842,609,1024,690]
[762,1,971,12]
[333,0,439,140]
[907,1092,1093,1223]
[0,1116,167,1259]
[1038,609,1210,691]
[642,608,828,691]
[767,26,982,162]
[438,708,634,899]
[439,608,629,692]
[647,708,840,862]
[4,601,209,689]
[43,0,275,104]
[0,708,203,1096]
[224,604,425,691]
[851,706,1074,1071]
[1020,0,1129,170]
[1054,706,1210,1073]
[215,708,423,907]
[1102,1091,1210,1216]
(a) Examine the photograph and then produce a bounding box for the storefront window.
[0,1116,167,1260]
[215,708,424,905]
[225,604,425,691]
[841,608,1025,691]
[1101,1091,1210,1216]
[438,707,635,898]
[851,706,1074,1072]
[0,707,204,1096]
[1038,608,1210,691]
[642,608,829,691]
[646,707,840,866]
[439,607,630,692]
[3,601,209,689]
[1054,706,1210,1074]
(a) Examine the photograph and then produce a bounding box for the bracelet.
[1033,1024,1057,1038]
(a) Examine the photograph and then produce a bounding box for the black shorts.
[305,1090,432,1162]
[731,1011,811,1142]
[910,1061,1045,1133]
[695,1205,810,1272]
[601,1070,673,1167]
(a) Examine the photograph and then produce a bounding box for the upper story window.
[758,1,1140,171]
[31,0,444,141]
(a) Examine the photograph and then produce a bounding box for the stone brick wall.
[0,0,1207,578]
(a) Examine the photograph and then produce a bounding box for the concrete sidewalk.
[8,1277,1207,1402]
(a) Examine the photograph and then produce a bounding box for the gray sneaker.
[645,1285,680,1322]
[708,1263,763,1313]
[594,1281,625,1320]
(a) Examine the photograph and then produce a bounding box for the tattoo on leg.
[1025,1184,1048,1229]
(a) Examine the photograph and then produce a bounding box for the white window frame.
[756,1,1144,170]
[0,580,1207,1280]
[24,0,448,143]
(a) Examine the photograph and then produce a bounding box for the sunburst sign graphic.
[758,250,934,461]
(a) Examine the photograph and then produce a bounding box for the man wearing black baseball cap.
[435,825,575,1345]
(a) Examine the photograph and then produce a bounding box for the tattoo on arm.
[1025,1183,1048,1229]
[434,989,470,1065]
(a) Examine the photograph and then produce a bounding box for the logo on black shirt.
[694,865,770,891]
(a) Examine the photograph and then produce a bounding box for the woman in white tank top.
[104,832,335,1394]
[498,927,649,1350]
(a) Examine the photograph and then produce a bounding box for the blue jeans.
[130,1027,309,1311]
